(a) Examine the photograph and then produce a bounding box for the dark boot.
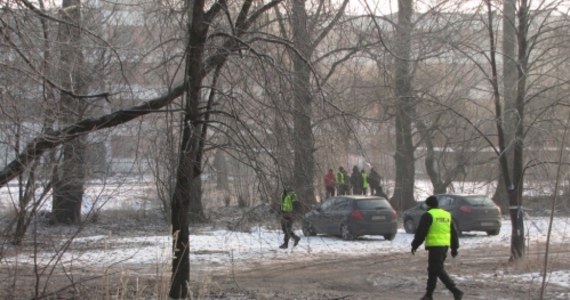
[420,295,432,300]
[452,288,464,300]
[279,238,289,249]
[293,236,301,247]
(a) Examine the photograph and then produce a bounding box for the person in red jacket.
[323,169,336,198]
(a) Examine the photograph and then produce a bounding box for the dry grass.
[0,205,276,299]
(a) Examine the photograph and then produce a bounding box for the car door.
[326,198,350,234]
[318,197,340,234]
[313,197,335,232]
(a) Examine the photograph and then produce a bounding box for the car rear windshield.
[463,195,496,207]
[355,199,392,210]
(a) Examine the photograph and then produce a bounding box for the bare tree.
[170,1,283,297]
[447,0,570,260]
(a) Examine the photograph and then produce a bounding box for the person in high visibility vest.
[411,196,463,300]
[336,167,349,195]
[279,187,301,249]
[361,169,369,195]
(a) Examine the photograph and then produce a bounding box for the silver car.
[402,194,502,235]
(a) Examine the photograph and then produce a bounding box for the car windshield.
[355,199,391,210]
[463,195,496,206]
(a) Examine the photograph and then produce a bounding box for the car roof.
[435,193,488,198]
[338,195,388,200]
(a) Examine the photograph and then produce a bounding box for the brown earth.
[3,244,569,299]
[202,245,570,300]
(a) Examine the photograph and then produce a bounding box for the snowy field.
[1,179,569,293]
[3,216,570,289]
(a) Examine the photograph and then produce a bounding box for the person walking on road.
[279,187,301,249]
[411,195,463,300]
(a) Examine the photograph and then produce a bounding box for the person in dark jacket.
[411,196,463,300]
[349,166,362,195]
[368,167,388,198]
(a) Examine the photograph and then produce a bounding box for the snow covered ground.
[4,216,570,289]
[1,179,569,293]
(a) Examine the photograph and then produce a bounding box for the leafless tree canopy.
[1,0,570,298]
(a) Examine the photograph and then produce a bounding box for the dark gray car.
[402,194,502,235]
[302,195,398,240]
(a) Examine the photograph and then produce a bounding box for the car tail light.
[351,210,363,220]
[391,210,397,220]
[459,205,473,214]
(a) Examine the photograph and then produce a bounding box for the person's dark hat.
[425,196,439,208]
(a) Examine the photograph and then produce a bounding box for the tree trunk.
[214,149,231,206]
[485,0,527,260]
[169,121,196,299]
[291,0,316,209]
[189,171,206,223]
[53,0,86,224]
[169,1,206,297]
[493,0,517,214]
[391,0,416,211]
[509,0,530,260]
[53,137,86,224]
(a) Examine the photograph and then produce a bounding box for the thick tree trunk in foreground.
[291,0,316,209]
[53,0,87,224]
[391,0,416,211]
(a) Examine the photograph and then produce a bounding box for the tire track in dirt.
[206,245,570,299]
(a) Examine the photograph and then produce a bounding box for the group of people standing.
[323,165,388,199]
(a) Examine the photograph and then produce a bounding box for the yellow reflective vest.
[281,192,297,213]
[426,208,451,247]
[362,172,369,189]
[336,171,346,184]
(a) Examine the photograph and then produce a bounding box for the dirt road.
[207,246,570,300]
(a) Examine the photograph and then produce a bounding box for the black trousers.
[325,186,335,198]
[426,247,458,296]
[371,185,389,198]
[281,214,298,244]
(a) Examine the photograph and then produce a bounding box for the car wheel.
[340,223,354,240]
[404,218,416,234]
[487,229,500,236]
[302,221,316,237]
[384,234,395,241]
